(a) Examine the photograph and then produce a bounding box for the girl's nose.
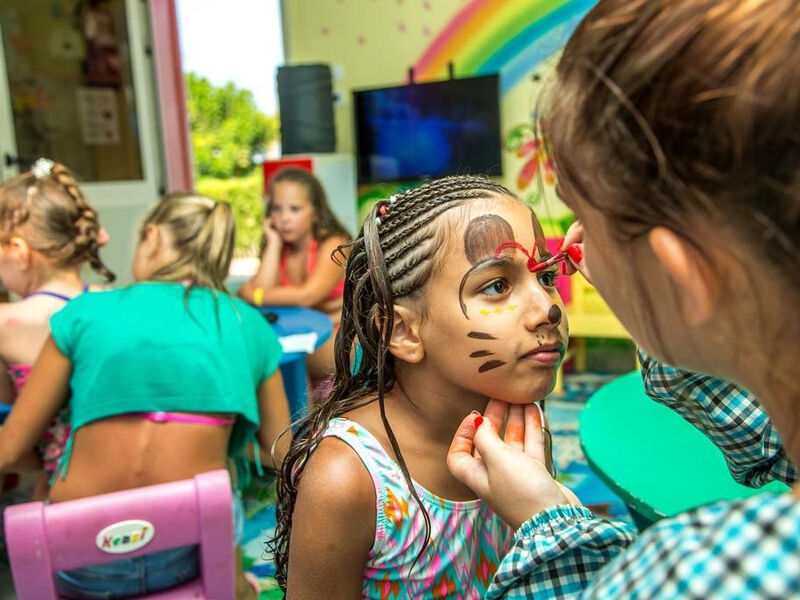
[521,284,554,332]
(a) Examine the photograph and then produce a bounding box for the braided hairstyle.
[272,175,515,589]
[0,161,115,281]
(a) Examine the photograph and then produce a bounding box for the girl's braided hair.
[0,161,115,281]
[272,175,514,588]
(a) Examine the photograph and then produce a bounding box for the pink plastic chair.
[4,469,235,599]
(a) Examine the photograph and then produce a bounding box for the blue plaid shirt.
[487,352,798,598]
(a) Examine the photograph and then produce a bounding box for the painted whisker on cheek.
[470,350,494,357]
[467,331,497,340]
[478,360,505,373]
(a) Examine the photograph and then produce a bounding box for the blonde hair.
[141,192,235,291]
[0,162,115,281]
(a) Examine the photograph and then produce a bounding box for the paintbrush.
[528,250,568,273]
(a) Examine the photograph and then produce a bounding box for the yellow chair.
[555,276,636,392]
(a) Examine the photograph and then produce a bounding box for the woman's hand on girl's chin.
[561,220,592,284]
[447,400,580,530]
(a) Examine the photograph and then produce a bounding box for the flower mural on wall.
[503,122,556,206]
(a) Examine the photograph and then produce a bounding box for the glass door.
[0,0,163,283]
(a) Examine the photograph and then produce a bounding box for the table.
[261,306,334,421]
[579,371,788,530]
[0,403,10,425]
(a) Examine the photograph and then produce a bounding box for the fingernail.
[556,237,564,251]
[567,245,583,263]
[560,262,567,276]
[474,416,484,428]
[470,410,481,416]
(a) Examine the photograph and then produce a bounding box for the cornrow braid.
[375,179,511,297]
[273,176,517,588]
[49,164,116,282]
[0,161,115,282]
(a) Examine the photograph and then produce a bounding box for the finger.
[562,221,584,247]
[483,398,508,434]
[472,415,509,469]
[523,404,546,463]
[447,414,489,493]
[448,412,478,457]
[504,404,524,451]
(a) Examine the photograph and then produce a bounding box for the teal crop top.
[50,282,283,487]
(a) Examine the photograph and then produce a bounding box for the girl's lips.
[521,344,565,366]
[522,350,562,366]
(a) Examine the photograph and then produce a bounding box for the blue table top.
[0,402,10,425]
[259,306,334,364]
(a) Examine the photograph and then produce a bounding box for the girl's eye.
[538,270,557,288]
[481,279,509,296]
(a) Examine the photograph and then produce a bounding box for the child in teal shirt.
[0,192,288,599]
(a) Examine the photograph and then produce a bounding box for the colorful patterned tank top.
[322,417,513,599]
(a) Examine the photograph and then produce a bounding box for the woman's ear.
[388,305,424,363]
[648,227,716,327]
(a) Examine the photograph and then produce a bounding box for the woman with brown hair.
[447,0,800,596]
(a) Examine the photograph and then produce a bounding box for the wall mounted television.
[353,74,502,184]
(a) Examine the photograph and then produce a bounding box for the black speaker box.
[277,64,336,154]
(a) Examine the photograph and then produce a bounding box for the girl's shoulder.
[0,295,67,326]
[301,428,377,518]
[321,415,401,480]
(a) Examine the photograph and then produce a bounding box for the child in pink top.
[0,159,113,489]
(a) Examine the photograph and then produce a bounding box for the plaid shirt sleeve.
[487,506,636,599]
[489,494,800,599]
[638,349,797,486]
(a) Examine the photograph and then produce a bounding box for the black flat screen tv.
[353,74,502,184]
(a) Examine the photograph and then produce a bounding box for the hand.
[447,399,580,530]
[561,221,592,284]
[263,220,282,249]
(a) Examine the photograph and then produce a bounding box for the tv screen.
[353,75,502,184]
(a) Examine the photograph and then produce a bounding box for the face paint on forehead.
[458,214,517,318]
[463,215,515,265]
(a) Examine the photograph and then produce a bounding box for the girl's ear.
[388,305,424,363]
[140,224,162,257]
[9,237,32,271]
[648,227,715,327]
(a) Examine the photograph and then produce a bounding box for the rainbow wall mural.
[414,0,598,93]
[359,0,598,227]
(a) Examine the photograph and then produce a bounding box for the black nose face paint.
[548,305,562,325]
